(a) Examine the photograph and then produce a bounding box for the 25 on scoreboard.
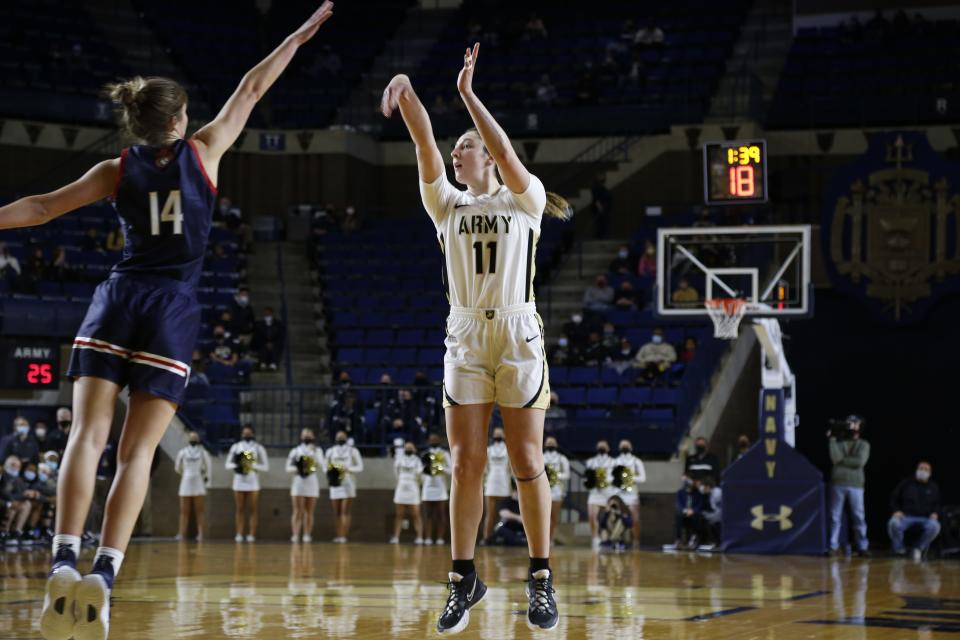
[702,139,768,205]
[0,340,59,390]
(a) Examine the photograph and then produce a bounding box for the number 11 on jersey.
[149,190,184,236]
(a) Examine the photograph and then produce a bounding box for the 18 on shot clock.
[0,339,60,390]
[703,139,768,205]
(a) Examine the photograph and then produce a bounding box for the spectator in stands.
[42,451,61,480]
[700,477,722,549]
[487,483,527,547]
[105,226,124,252]
[562,312,589,350]
[888,461,941,560]
[600,322,620,354]
[685,437,721,485]
[0,416,40,465]
[209,324,240,368]
[614,280,640,310]
[341,205,362,234]
[81,227,105,254]
[0,455,35,546]
[229,287,256,340]
[48,407,71,455]
[590,174,612,238]
[535,74,557,106]
[608,337,636,374]
[598,495,633,552]
[637,240,657,277]
[623,51,646,89]
[583,274,614,312]
[670,476,705,549]
[329,391,364,442]
[679,336,697,364]
[671,278,699,307]
[828,416,870,556]
[22,246,47,292]
[311,204,336,239]
[24,461,56,544]
[33,420,53,453]
[334,370,353,405]
[188,350,210,386]
[548,336,579,367]
[608,245,633,274]
[634,21,665,49]
[0,242,22,288]
[545,391,567,429]
[633,327,676,381]
[574,60,597,105]
[736,434,751,459]
[254,306,285,371]
[582,331,607,366]
[523,12,548,40]
[49,247,73,283]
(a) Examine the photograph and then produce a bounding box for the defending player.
[381,42,570,633]
[0,4,336,639]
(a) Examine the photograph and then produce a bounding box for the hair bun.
[107,76,147,112]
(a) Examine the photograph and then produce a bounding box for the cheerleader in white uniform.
[482,427,512,541]
[420,432,451,545]
[175,431,213,541]
[226,426,269,542]
[614,439,646,547]
[542,436,570,544]
[586,440,618,548]
[324,430,363,543]
[390,441,424,544]
[286,428,323,543]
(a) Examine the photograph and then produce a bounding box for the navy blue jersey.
[111,139,217,288]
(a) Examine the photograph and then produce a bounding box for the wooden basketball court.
[2,542,957,638]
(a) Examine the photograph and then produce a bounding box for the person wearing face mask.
[26,462,58,544]
[0,416,41,466]
[888,461,941,561]
[562,312,590,352]
[637,240,657,277]
[482,427,512,542]
[827,416,870,557]
[613,440,646,548]
[0,455,36,546]
[226,426,269,543]
[325,430,364,543]
[600,322,620,354]
[608,337,637,375]
[33,420,51,449]
[22,461,56,545]
[254,306,285,371]
[585,440,618,549]
[229,286,256,340]
[698,477,722,549]
[420,432,452,546]
[548,335,581,367]
[613,281,640,311]
[685,437,721,485]
[583,274,614,312]
[542,436,569,544]
[42,451,61,480]
[633,327,677,382]
[608,245,633,275]
[175,431,213,542]
[735,434,751,460]
[286,428,322,544]
[47,407,72,456]
[663,475,706,551]
[390,441,424,544]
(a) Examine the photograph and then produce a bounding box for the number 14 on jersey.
[149,190,184,236]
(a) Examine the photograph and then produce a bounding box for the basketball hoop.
[705,298,748,339]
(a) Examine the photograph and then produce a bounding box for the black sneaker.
[436,572,487,634]
[526,569,559,631]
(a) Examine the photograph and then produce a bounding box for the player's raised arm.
[381,74,444,184]
[0,159,120,230]
[456,43,530,195]
[191,1,334,166]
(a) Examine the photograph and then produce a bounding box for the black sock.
[452,559,475,577]
[530,557,550,574]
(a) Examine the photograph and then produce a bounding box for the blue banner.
[823,131,960,324]
[721,389,827,555]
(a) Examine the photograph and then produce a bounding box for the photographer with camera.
[828,415,870,556]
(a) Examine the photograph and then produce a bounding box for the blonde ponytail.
[544,191,572,220]
[103,76,187,146]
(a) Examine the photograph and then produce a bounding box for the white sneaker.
[389,536,399,544]
[174,534,183,541]
[435,538,445,545]
[245,535,256,543]
[591,537,601,550]
[424,538,434,546]
[291,535,300,543]
[912,548,923,562]
[414,537,424,545]
[73,573,110,640]
[40,565,81,640]
[235,534,244,543]
[302,535,312,543]
[333,537,346,544]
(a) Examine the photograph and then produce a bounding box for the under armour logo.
[485,310,495,319]
[750,505,793,531]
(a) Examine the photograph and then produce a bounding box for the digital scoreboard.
[0,340,59,390]
[702,139,768,205]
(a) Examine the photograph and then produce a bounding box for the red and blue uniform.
[67,139,217,405]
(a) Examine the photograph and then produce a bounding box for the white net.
[705,298,748,339]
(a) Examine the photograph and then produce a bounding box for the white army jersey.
[420,173,547,309]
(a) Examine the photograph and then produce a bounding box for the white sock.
[93,547,125,577]
[52,534,81,559]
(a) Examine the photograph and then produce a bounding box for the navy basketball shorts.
[67,274,201,406]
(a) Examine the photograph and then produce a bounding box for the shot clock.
[0,340,59,390]
[702,139,768,205]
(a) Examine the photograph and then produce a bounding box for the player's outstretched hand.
[381,74,411,118]
[457,42,480,96]
[289,1,334,46]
